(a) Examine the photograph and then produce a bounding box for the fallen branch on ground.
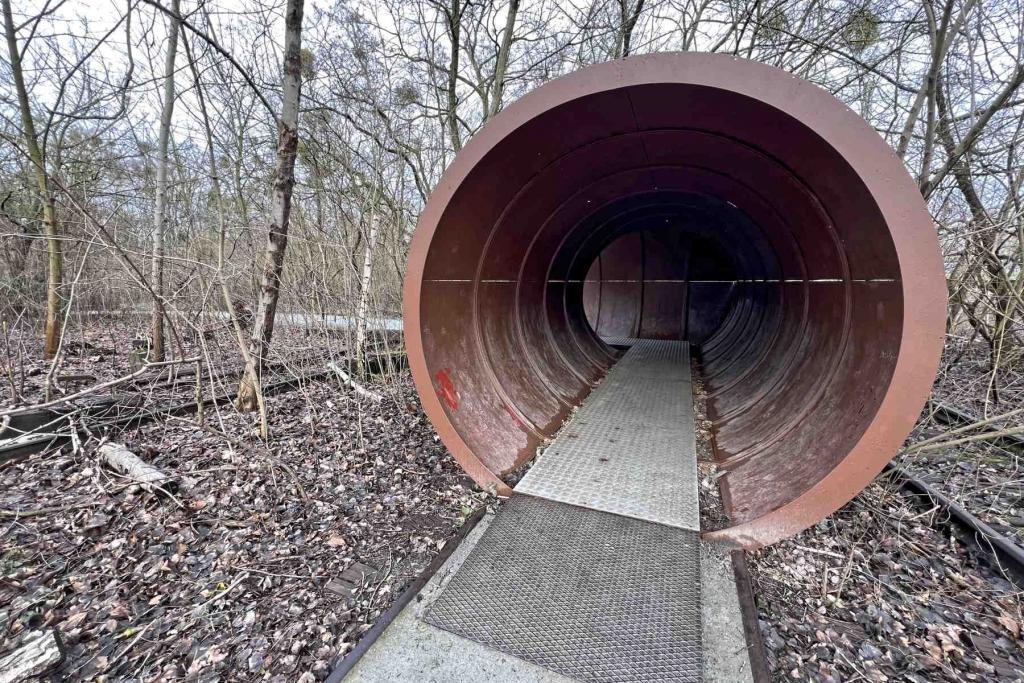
[912,405,1024,450]
[57,373,97,384]
[192,572,250,615]
[328,362,383,401]
[98,442,173,492]
[0,630,64,683]
[907,424,1024,454]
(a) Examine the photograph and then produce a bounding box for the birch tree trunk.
[354,211,378,376]
[183,31,270,437]
[150,0,182,362]
[3,0,63,360]
[236,0,305,412]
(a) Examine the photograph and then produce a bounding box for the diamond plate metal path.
[599,336,638,348]
[424,496,702,683]
[516,340,700,530]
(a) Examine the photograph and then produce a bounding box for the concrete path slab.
[701,543,756,683]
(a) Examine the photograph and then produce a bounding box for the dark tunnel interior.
[579,196,759,346]
[406,56,946,547]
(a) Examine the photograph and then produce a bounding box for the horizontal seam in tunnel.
[424,278,900,283]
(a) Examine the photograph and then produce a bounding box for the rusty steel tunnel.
[404,53,947,548]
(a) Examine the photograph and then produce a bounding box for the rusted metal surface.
[404,53,946,547]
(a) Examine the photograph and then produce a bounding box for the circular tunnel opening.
[405,54,946,547]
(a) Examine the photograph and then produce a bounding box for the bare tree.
[2,0,63,359]
[150,0,182,362]
[614,0,646,58]
[487,0,520,119]
[236,0,306,412]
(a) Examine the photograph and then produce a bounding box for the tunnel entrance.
[404,54,946,547]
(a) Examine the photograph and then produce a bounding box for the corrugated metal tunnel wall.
[404,53,947,548]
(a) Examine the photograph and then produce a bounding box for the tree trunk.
[486,0,519,120]
[236,0,305,411]
[151,0,182,362]
[354,212,378,376]
[445,0,462,152]
[616,0,645,59]
[3,0,63,360]
[0,630,63,683]
[182,30,270,437]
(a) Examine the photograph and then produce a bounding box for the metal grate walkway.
[516,339,700,531]
[423,340,703,682]
[424,496,702,682]
[344,340,728,683]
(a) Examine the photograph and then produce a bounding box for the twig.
[68,416,82,456]
[276,459,309,502]
[911,405,1024,449]
[793,544,845,560]
[908,425,1024,453]
[232,565,324,580]
[192,572,249,614]
[107,617,159,669]
[0,501,102,518]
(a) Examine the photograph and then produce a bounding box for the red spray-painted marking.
[435,368,460,411]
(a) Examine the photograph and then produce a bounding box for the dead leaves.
[0,374,486,680]
[751,482,1024,682]
[998,614,1021,640]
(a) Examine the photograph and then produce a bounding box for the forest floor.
[1,322,1023,681]
[903,343,1024,546]
[0,315,402,411]
[750,479,1024,682]
[747,340,1024,682]
[1,369,486,681]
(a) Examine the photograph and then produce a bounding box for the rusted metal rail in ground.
[888,401,1024,582]
[403,52,947,548]
[888,463,1024,583]
[0,352,405,465]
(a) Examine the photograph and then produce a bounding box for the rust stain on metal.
[404,53,946,548]
[503,403,529,432]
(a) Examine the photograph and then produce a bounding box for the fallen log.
[97,442,172,492]
[0,630,64,683]
[57,374,97,384]
[327,362,383,402]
